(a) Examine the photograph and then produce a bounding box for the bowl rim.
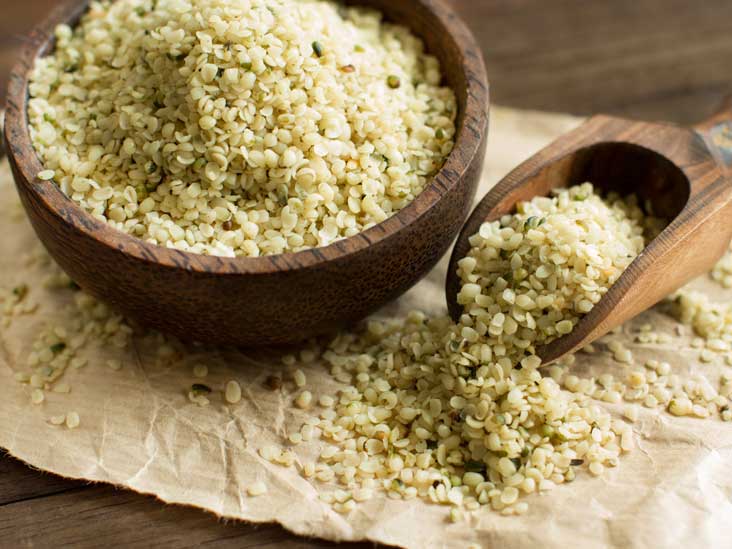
[4,0,489,276]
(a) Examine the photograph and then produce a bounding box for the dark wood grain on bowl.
[4,0,488,347]
[446,107,732,364]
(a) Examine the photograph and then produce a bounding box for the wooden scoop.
[446,98,732,365]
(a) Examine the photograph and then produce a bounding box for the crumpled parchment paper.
[2,106,732,549]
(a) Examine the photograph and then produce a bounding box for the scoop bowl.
[446,100,732,364]
[4,0,488,346]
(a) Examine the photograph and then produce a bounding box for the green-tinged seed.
[464,460,486,473]
[552,432,568,443]
[523,216,539,230]
[191,383,212,394]
[276,185,289,206]
[12,284,28,299]
[312,41,324,57]
[387,75,401,89]
[50,342,66,354]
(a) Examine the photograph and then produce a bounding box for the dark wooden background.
[2,1,732,547]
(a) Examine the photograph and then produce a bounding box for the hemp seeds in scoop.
[28,0,457,257]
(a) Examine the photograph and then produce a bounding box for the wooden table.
[2,1,732,547]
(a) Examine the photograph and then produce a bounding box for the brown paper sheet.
[2,106,732,549]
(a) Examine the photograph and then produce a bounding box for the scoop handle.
[694,95,732,170]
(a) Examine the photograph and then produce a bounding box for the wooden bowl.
[4,0,488,346]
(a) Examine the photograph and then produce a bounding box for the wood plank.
[0,483,377,549]
[3,0,732,124]
[449,0,732,124]
[0,453,83,506]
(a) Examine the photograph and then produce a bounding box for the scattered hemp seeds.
[247,481,268,497]
[193,364,209,379]
[8,182,732,521]
[48,414,66,426]
[65,411,80,429]
[7,256,134,406]
[28,0,457,258]
[293,369,307,388]
[31,389,45,405]
[295,390,313,409]
[225,380,242,404]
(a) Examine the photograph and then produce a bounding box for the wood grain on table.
[3,0,732,547]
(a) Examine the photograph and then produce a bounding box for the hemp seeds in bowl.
[6,0,488,345]
[27,0,457,258]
